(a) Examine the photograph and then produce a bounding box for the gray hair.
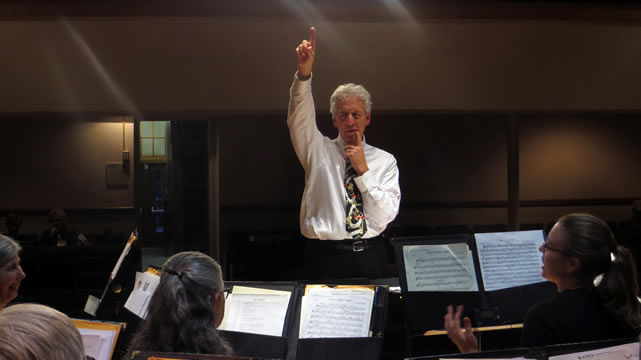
[0,303,86,360]
[125,251,232,356]
[0,234,21,268]
[329,83,372,118]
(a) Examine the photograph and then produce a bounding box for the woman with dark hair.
[0,234,26,310]
[445,213,641,352]
[126,251,232,356]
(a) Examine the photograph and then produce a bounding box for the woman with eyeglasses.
[125,251,232,357]
[444,213,641,352]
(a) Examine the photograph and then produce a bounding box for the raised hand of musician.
[444,305,479,353]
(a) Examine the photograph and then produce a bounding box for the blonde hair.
[0,303,86,360]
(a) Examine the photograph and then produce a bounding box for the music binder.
[219,281,300,360]
[392,230,557,333]
[292,283,389,360]
[218,281,389,360]
[72,318,124,360]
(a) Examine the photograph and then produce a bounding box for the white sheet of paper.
[231,285,291,295]
[475,230,546,291]
[444,358,526,360]
[124,271,160,319]
[219,290,291,337]
[549,342,639,360]
[80,333,103,359]
[403,243,479,291]
[299,287,374,338]
[76,328,117,360]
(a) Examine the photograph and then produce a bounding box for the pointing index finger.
[310,27,316,50]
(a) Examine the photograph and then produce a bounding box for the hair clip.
[164,268,183,280]
[593,273,604,287]
[610,252,616,262]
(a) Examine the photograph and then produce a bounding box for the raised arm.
[288,26,322,171]
[295,27,316,80]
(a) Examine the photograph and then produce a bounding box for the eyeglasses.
[542,242,571,256]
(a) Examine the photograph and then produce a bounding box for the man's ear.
[365,113,371,126]
[332,116,339,129]
[213,292,225,328]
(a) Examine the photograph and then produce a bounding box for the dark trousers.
[304,237,387,280]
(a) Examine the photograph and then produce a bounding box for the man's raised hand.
[295,27,316,80]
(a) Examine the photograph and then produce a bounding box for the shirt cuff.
[354,171,372,193]
[295,71,313,81]
[291,72,313,95]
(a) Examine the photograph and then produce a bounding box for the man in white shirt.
[287,27,401,279]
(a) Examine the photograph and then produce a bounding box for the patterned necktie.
[344,161,367,239]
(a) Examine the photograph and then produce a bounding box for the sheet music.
[403,243,479,292]
[231,285,289,295]
[76,327,118,360]
[219,287,291,337]
[443,358,525,360]
[475,230,545,291]
[549,341,638,360]
[299,286,374,338]
[80,334,103,359]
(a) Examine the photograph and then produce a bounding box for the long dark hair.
[558,213,641,329]
[126,251,232,356]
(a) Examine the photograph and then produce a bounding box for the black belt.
[313,236,383,252]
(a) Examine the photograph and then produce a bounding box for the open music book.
[299,285,376,338]
[218,285,291,337]
[402,230,546,292]
[219,284,379,339]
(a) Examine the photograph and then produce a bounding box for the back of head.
[127,251,231,356]
[0,234,21,268]
[558,213,641,328]
[0,303,85,360]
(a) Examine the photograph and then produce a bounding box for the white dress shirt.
[287,73,401,240]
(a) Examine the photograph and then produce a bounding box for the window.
[140,121,168,163]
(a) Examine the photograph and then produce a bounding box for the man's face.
[333,96,371,146]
